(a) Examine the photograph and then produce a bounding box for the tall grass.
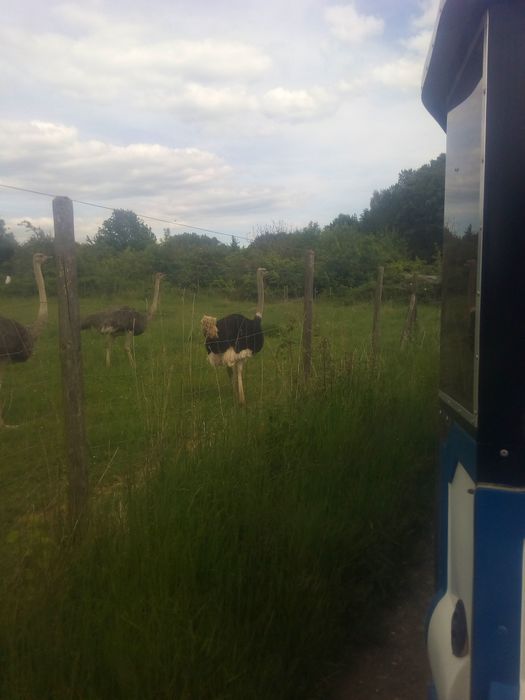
[0,325,438,700]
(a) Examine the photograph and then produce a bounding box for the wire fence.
[0,196,428,542]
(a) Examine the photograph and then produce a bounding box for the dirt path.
[332,542,434,700]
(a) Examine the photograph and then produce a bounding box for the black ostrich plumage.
[80,306,148,336]
[0,317,33,363]
[205,314,264,356]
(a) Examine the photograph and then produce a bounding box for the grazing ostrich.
[201,267,267,405]
[81,272,165,368]
[0,253,50,428]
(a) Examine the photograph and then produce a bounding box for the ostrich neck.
[256,272,264,318]
[31,261,48,339]
[147,277,162,322]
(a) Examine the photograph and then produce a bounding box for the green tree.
[0,219,17,266]
[17,220,54,256]
[89,209,157,252]
[157,232,229,289]
[360,154,445,261]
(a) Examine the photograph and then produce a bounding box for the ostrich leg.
[227,365,238,402]
[124,330,135,368]
[0,364,18,429]
[236,360,246,406]
[105,335,114,368]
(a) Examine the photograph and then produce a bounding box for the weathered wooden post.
[53,196,89,530]
[400,272,418,349]
[371,265,384,360]
[303,249,315,380]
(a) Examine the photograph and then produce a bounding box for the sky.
[1,0,445,244]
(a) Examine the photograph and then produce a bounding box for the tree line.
[0,154,444,301]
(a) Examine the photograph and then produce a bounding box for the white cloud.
[337,77,367,95]
[261,87,338,122]
[402,30,433,55]
[0,121,231,197]
[412,0,441,30]
[0,1,447,243]
[165,84,258,118]
[0,119,296,241]
[372,57,423,90]
[0,23,271,118]
[325,4,384,44]
[373,1,437,91]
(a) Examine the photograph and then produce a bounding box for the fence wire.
[1,202,427,543]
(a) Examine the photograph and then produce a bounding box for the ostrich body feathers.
[81,306,147,336]
[202,313,264,366]
[0,318,33,363]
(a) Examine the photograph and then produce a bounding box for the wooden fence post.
[53,196,89,530]
[303,249,315,380]
[400,273,418,350]
[371,265,384,361]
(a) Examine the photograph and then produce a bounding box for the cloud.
[371,57,423,90]
[366,3,436,92]
[324,4,384,44]
[412,0,441,30]
[0,120,231,197]
[0,1,447,243]
[402,30,433,55]
[0,120,296,240]
[261,87,338,122]
[0,21,271,119]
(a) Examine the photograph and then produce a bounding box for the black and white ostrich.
[81,272,165,368]
[201,267,267,405]
[0,253,50,428]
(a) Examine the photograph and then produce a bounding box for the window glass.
[440,33,484,416]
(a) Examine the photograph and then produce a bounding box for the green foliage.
[77,244,157,297]
[89,209,157,252]
[0,224,56,297]
[2,153,445,299]
[360,154,445,261]
[158,232,230,289]
[0,219,17,269]
[319,226,406,290]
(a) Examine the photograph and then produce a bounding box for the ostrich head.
[33,252,50,264]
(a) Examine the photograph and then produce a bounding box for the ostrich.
[81,272,165,368]
[201,267,267,405]
[0,253,50,428]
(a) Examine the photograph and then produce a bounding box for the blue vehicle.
[422,1,525,698]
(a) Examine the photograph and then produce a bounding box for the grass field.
[0,288,440,699]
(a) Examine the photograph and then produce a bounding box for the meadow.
[0,287,440,699]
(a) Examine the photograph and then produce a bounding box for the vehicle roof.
[421,0,497,129]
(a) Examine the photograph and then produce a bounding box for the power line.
[0,182,253,243]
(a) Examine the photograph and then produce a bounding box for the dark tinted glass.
[440,33,484,416]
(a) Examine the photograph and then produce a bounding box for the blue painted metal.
[488,682,519,700]
[428,682,439,700]
[471,487,525,699]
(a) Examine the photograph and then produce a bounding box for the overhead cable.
[0,182,253,242]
